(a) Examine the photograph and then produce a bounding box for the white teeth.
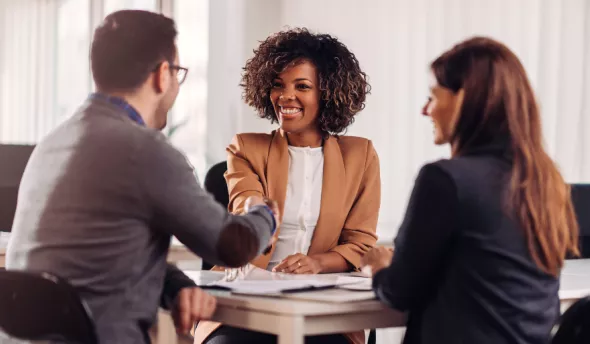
[280,107,302,115]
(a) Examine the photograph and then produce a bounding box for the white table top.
[559,259,590,300]
[187,259,590,309]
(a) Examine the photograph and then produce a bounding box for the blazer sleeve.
[330,141,380,269]
[226,134,266,215]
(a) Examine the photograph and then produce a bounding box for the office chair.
[552,295,590,344]
[570,184,590,258]
[202,161,229,270]
[0,144,35,232]
[0,270,98,344]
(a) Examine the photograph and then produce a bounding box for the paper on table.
[210,279,337,295]
[206,266,369,295]
[335,277,373,291]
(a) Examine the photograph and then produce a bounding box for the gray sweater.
[6,98,273,343]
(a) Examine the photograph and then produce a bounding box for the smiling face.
[421,73,464,145]
[269,59,322,136]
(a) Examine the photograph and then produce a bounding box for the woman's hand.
[272,253,322,274]
[360,246,394,276]
[245,195,280,227]
[244,195,265,211]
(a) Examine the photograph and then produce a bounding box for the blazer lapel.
[251,130,289,269]
[307,136,346,255]
[266,130,289,219]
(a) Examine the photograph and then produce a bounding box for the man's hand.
[244,195,266,210]
[360,246,394,276]
[171,287,216,335]
[245,195,281,226]
[272,253,322,274]
[245,196,280,254]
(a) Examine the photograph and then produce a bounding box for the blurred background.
[0,0,588,342]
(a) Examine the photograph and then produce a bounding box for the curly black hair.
[241,28,370,134]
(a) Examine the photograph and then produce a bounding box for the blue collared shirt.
[90,93,145,126]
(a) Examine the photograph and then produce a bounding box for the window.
[168,0,209,181]
[0,0,90,143]
[57,0,92,129]
[104,0,157,15]
[0,0,209,183]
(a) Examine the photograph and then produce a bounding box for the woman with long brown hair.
[362,37,579,344]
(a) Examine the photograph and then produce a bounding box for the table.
[183,260,590,344]
[558,259,590,310]
[204,290,403,344]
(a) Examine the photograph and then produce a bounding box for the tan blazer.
[194,130,381,344]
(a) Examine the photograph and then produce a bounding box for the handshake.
[244,195,280,253]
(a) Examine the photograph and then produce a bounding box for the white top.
[268,146,324,271]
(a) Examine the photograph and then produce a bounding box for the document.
[204,265,371,295]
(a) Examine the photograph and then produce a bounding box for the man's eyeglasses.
[170,64,188,85]
[153,61,189,85]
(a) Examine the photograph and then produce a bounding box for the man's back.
[7,98,274,343]
[8,99,176,342]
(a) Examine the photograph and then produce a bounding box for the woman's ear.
[450,89,465,157]
[451,88,465,129]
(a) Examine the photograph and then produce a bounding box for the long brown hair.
[431,37,579,276]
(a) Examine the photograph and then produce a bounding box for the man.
[6,10,277,344]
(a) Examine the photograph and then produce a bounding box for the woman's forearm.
[310,251,353,273]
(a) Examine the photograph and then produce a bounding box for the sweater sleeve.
[140,133,274,268]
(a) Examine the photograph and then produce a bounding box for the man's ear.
[153,61,171,94]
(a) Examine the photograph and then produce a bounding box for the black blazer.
[374,142,559,344]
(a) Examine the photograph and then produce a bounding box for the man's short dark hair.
[91,10,177,92]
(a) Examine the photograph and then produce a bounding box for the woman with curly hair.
[193,28,380,344]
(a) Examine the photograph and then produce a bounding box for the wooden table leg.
[277,315,304,344]
[157,309,178,344]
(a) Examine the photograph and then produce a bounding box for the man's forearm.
[160,264,196,310]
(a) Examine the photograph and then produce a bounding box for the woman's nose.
[279,92,295,100]
[421,103,429,116]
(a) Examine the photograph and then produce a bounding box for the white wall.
[206,0,278,167]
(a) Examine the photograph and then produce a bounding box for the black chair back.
[0,144,35,232]
[202,161,229,270]
[204,161,229,208]
[0,270,98,344]
[571,184,590,258]
[552,296,590,344]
